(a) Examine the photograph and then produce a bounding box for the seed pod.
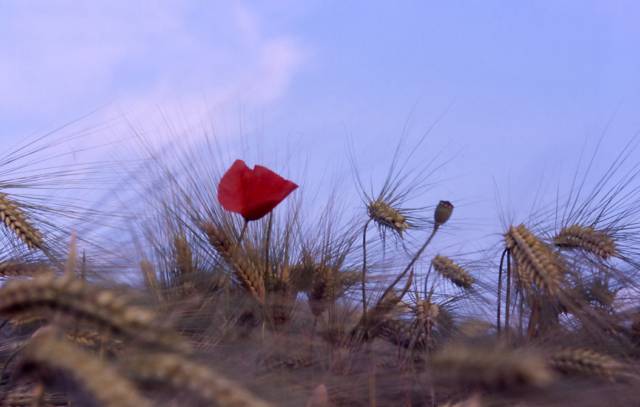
[434,201,454,226]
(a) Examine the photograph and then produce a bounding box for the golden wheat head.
[549,348,625,381]
[432,255,474,289]
[432,344,553,390]
[0,193,44,250]
[123,352,273,407]
[0,273,190,353]
[19,330,152,407]
[504,224,564,295]
[204,222,266,304]
[367,199,409,235]
[554,224,617,259]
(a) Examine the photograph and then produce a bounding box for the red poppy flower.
[217,159,298,221]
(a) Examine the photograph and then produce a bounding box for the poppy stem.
[361,219,372,330]
[378,224,440,305]
[265,212,273,277]
[505,248,512,341]
[497,248,508,335]
[238,220,248,245]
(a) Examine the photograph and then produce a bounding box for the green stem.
[265,212,273,278]
[379,224,440,305]
[238,220,248,245]
[361,219,372,331]
[497,248,508,334]
[505,249,512,340]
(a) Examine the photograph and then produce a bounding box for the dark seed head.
[434,200,454,226]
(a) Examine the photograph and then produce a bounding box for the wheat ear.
[140,260,163,301]
[431,344,553,389]
[20,331,152,407]
[367,199,409,235]
[549,348,625,381]
[174,234,195,275]
[0,193,43,250]
[204,223,265,304]
[504,224,564,294]
[0,273,190,353]
[123,352,273,407]
[0,261,49,277]
[432,255,474,289]
[554,225,617,259]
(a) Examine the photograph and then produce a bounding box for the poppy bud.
[434,200,453,226]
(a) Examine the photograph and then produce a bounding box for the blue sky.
[2,1,640,251]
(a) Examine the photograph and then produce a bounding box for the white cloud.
[0,1,306,138]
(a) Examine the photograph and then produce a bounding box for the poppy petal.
[217,160,298,221]
[217,159,251,214]
[243,165,298,220]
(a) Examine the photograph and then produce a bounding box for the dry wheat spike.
[20,329,152,407]
[431,344,553,389]
[0,261,48,277]
[174,234,195,275]
[123,352,273,407]
[367,199,409,235]
[554,225,617,259]
[432,255,474,289]
[0,273,190,353]
[0,193,43,250]
[549,348,625,381]
[204,222,266,304]
[504,224,564,294]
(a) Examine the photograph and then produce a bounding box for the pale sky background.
[2,1,640,253]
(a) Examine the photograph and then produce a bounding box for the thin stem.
[497,248,508,334]
[1,345,24,379]
[424,263,434,295]
[368,346,377,407]
[264,212,273,278]
[81,250,86,281]
[379,224,440,307]
[505,249,512,340]
[362,219,372,330]
[518,291,524,336]
[238,220,248,245]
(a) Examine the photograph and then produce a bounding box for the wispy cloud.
[0,1,306,136]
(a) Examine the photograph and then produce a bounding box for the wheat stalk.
[549,348,625,381]
[554,225,617,259]
[0,193,43,250]
[367,199,409,235]
[378,318,427,350]
[140,260,163,301]
[122,352,273,407]
[308,265,335,317]
[19,330,152,407]
[0,273,190,353]
[432,255,474,289]
[0,261,49,277]
[204,223,266,304]
[2,383,66,407]
[504,224,564,294]
[174,234,195,275]
[431,344,553,389]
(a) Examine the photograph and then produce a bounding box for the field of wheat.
[0,128,639,407]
